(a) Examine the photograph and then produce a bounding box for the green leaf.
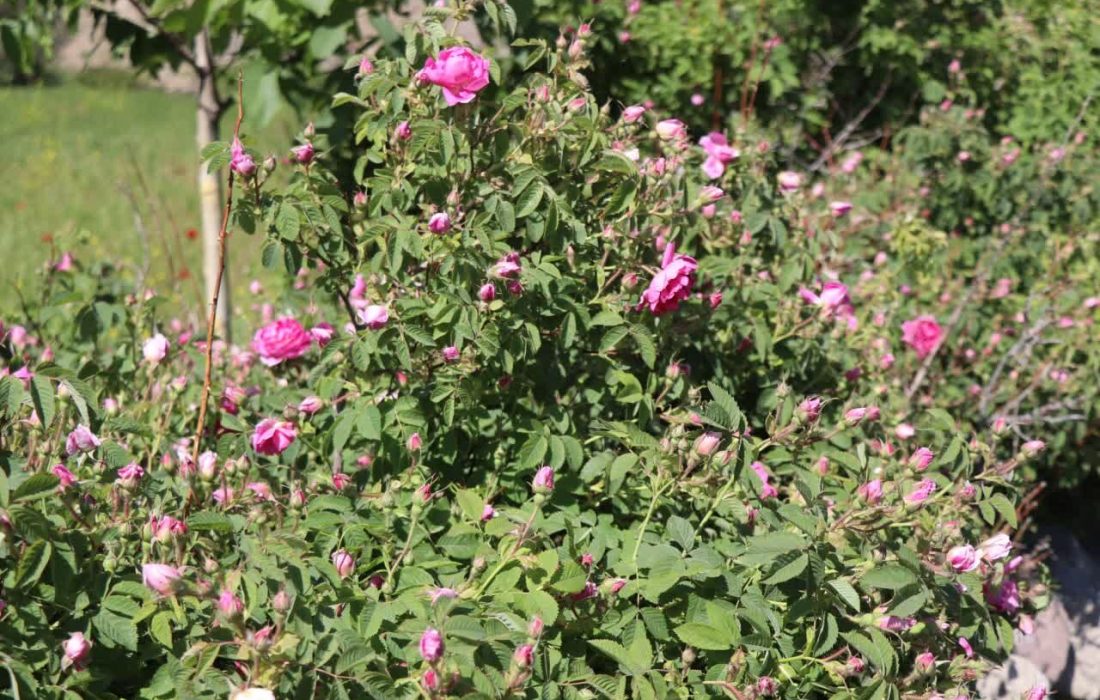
[15,540,51,588]
[29,376,55,427]
[94,609,138,651]
[13,473,58,501]
[665,516,694,551]
[187,511,234,533]
[764,552,808,584]
[674,623,734,650]
[588,639,648,675]
[706,382,743,429]
[828,580,861,612]
[742,531,806,566]
[517,433,548,470]
[860,564,919,590]
[987,493,1018,528]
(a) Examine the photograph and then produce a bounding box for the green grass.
[0,72,289,317]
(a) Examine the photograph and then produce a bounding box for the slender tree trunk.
[195,31,231,341]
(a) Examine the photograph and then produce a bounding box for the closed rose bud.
[291,142,315,164]
[915,651,935,671]
[756,676,779,697]
[480,503,496,521]
[217,589,244,619]
[331,549,355,578]
[528,616,544,638]
[532,466,554,494]
[513,643,534,667]
[796,396,823,423]
[428,212,451,233]
[422,668,440,691]
[407,432,423,452]
[478,283,496,302]
[272,589,291,613]
[442,346,460,363]
[693,432,721,456]
[395,121,412,141]
[142,563,182,597]
[815,456,830,475]
[419,627,444,662]
[977,533,1012,562]
[908,447,934,470]
[858,479,883,504]
[62,631,92,670]
[946,544,979,572]
[297,396,324,414]
[353,191,368,209]
[1020,440,1045,458]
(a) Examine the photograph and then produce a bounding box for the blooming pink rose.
[62,631,92,670]
[143,333,169,364]
[52,464,77,491]
[699,132,739,179]
[230,138,256,177]
[358,304,389,330]
[291,141,315,164]
[142,563,182,596]
[946,544,980,572]
[428,212,451,233]
[251,317,312,367]
[639,243,697,315]
[984,578,1020,614]
[901,315,944,358]
[491,252,522,279]
[418,47,491,106]
[251,418,297,455]
[420,627,445,662]
[977,533,1012,562]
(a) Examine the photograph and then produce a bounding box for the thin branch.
[190,72,244,469]
[808,79,890,173]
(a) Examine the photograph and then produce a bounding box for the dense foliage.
[3,1,1096,699]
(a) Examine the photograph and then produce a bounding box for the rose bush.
[0,2,1085,698]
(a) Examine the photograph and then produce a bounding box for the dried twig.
[190,72,244,469]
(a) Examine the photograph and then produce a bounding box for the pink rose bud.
[117,463,145,489]
[532,466,555,494]
[251,418,297,455]
[858,479,883,504]
[756,677,779,697]
[513,643,534,668]
[776,171,802,192]
[655,119,686,140]
[693,432,721,456]
[332,549,355,578]
[331,472,351,490]
[229,138,256,177]
[62,631,92,670]
[142,563,182,597]
[846,656,865,674]
[958,636,974,658]
[947,544,980,572]
[1020,440,1045,458]
[442,346,460,363]
[272,589,291,613]
[422,668,440,692]
[298,396,324,414]
[528,616,544,638]
[797,397,823,423]
[830,201,853,217]
[915,651,935,671]
[480,503,496,521]
[903,478,937,505]
[418,47,490,106]
[419,627,445,662]
[53,464,77,491]
[908,447,934,471]
[143,333,169,364]
[428,212,451,233]
[66,425,101,455]
[353,191,368,209]
[395,120,413,141]
[1025,689,1047,700]
[218,589,244,618]
[815,456,829,475]
[358,56,374,75]
[844,407,871,425]
[894,423,916,440]
[407,433,423,452]
[292,142,315,164]
[622,105,646,123]
[198,451,218,480]
[478,283,496,302]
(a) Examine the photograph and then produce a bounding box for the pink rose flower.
[358,304,389,330]
[513,643,534,667]
[699,132,739,179]
[901,315,944,358]
[655,119,686,140]
[946,544,980,572]
[858,479,883,504]
[143,333,169,364]
[751,461,778,499]
[830,201,853,217]
[428,212,451,233]
[532,465,555,493]
[977,533,1012,562]
[478,283,496,301]
[291,141,315,165]
[52,464,77,491]
[251,418,297,455]
[622,105,646,123]
[230,138,256,177]
[418,47,491,106]
[142,563,182,597]
[65,425,101,455]
[62,631,92,670]
[251,317,312,367]
[442,346,460,363]
[904,478,937,505]
[777,170,802,192]
[419,627,445,662]
[639,243,697,315]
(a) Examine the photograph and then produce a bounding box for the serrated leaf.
[187,511,234,533]
[588,639,647,675]
[13,473,59,501]
[15,540,51,588]
[150,611,173,648]
[29,376,55,427]
[828,580,861,612]
[94,609,138,651]
[674,623,734,650]
[860,564,918,590]
[764,552,808,584]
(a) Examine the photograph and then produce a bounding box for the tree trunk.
[194,31,231,342]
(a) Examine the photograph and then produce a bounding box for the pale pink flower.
[750,461,778,499]
[65,425,100,455]
[419,627,445,662]
[332,549,355,578]
[143,333,169,364]
[62,631,92,670]
[777,171,802,192]
[655,119,686,140]
[946,544,980,573]
[977,533,1012,562]
[142,563,182,596]
[532,466,555,493]
[901,315,944,358]
[698,132,739,179]
[428,212,451,233]
[251,418,296,455]
[358,304,389,330]
[251,317,312,366]
[903,478,936,505]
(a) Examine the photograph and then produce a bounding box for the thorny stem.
[191,73,245,472]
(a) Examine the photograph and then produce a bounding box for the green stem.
[630,480,669,565]
[476,502,541,596]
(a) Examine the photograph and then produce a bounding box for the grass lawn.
[0,72,289,323]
